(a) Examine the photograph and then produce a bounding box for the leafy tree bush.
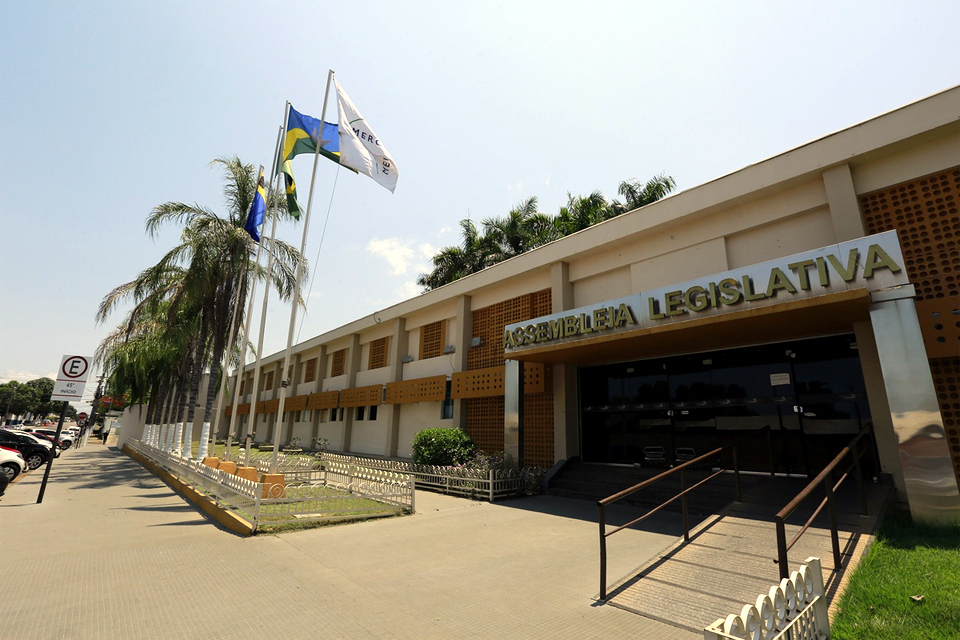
[411,428,476,466]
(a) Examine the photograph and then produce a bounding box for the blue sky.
[2,1,958,411]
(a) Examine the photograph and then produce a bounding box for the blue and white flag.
[244,167,266,242]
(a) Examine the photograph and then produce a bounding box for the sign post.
[38,355,92,504]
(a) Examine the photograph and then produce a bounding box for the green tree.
[24,377,55,417]
[417,173,676,291]
[97,157,306,452]
[0,381,39,419]
[482,197,559,262]
[416,218,497,291]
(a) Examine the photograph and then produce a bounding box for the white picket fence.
[125,439,415,532]
[703,557,830,640]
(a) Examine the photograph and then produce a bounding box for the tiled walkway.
[603,475,890,632]
[0,444,698,639]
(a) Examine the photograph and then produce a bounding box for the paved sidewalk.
[0,444,697,639]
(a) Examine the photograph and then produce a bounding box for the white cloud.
[0,369,55,384]
[367,237,416,276]
[364,238,440,278]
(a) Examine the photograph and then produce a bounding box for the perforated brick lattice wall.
[369,337,388,370]
[860,166,960,491]
[331,349,346,377]
[861,167,959,300]
[465,289,554,467]
[303,358,317,383]
[931,358,960,491]
[420,320,446,360]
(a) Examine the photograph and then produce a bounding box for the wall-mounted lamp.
[442,345,456,355]
[470,337,483,348]
[401,355,414,363]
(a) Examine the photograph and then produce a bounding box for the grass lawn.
[831,507,960,640]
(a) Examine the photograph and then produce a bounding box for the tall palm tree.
[614,173,677,213]
[482,197,559,262]
[416,218,497,290]
[97,157,306,454]
[553,190,611,236]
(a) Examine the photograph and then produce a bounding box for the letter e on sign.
[52,354,93,401]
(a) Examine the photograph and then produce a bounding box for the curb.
[123,445,255,536]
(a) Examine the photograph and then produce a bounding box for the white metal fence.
[126,439,415,532]
[703,557,830,640]
[221,449,543,501]
[317,452,544,501]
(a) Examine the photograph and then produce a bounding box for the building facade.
[223,86,960,522]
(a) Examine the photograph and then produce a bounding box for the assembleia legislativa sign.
[503,230,908,352]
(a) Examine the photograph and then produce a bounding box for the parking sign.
[51,355,92,401]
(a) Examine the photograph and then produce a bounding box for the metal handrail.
[597,427,772,600]
[773,424,873,580]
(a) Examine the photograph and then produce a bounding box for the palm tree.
[614,173,677,213]
[97,157,306,455]
[482,197,559,262]
[416,218,498,290]
[553,190,612,236]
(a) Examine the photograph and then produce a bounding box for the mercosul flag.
[334,78,398,193]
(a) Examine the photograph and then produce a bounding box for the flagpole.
[205,130,275,463]
[211,134,282,465]
[242,102,291,468]
[269,71,334,474]
[222,161,272,463]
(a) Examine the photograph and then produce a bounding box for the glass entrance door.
[578,334,872,475]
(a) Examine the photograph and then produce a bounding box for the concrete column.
[386,318,408,457]
[504,359,524,468]
[550,262,579,460]
[852,321,906,498]
[453,295,472,430]
[310,345,327,447]
[342,334,362,452]
[869,286,960,523]
[822,163,866,242]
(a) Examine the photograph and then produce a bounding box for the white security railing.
[318,452,544,501]
[222,449,543,501]
[125,439,414,532]
[703,557,830,640]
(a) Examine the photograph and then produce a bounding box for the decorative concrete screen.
[283,395,308,412]
[339,385,383,408]
[226,402,251,416]
[452,363,545,399]
[307,391,339,410]
[384,375,446,404]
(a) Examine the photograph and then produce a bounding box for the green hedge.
[411,428,476,466]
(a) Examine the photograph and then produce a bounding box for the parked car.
[0,446,26,481]
[5,429,55,450]
[675,447,697,464]
[0,430,50,470]
[27,428,73,449]
[643,446,667,466]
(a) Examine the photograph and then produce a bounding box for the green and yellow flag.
[281,160,302,220]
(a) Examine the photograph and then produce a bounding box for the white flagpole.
[241,103,292,467]
[211,123,284,463]
[269,71,335,474]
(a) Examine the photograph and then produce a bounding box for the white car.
[27,428,74,449]
[1,446,26,481]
